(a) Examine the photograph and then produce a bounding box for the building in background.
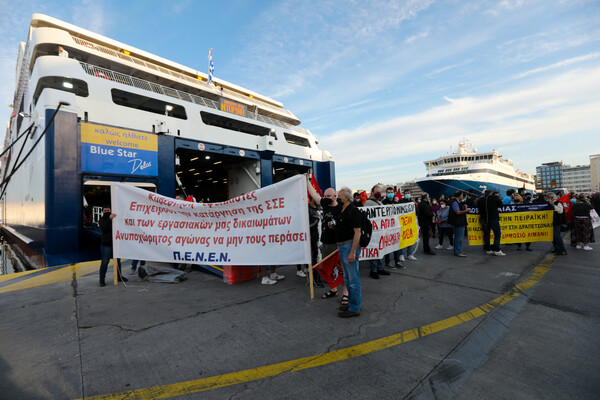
[590,154,600,193]
[562,165,591,194]
[399,180,423,197]
[536,162,564,191]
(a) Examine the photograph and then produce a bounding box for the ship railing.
[70,36,299,124]
[78,62,309,135]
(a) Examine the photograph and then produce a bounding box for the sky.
[0,0,599,190]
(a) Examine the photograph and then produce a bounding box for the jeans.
[131,260,146,270]
[400,244,416,256]
[338,242,361,312]
[454,226,466,255]
[482,219,501,252]
[553,225,567,254]
[369,257,384,272]
[384,250,401,266]
[99,245,122,283]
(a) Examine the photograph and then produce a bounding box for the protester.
[503,189,515,205]
[434,199,453,250]
[260,266,285,285]
[382,187,404,269]
[365,185,392,278]
[430,197,440,238]
[572,195,595,250]
[306,179,349,305]
[398,189,418,261]
[353,192,363,207]
[418,193,435,255]
[465,189,477,208]
[476,189,505,256]
[333,187,363,317]
[129,260,145,275]
[98,205,126,286]
[448,191,469,257]
[546,192,567,256]
[513,195,532,252]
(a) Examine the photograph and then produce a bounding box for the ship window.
[283,133,311,147]
[33,76,89,105]
[200,111,271,136]
[111,89,187,119]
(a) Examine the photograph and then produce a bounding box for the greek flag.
[208,48,214,85]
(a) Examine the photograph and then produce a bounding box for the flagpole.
[308,263,314,299]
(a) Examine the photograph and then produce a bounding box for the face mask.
[405,194,411,199]
[570,198,576,203]
[387,193,393,199]
[373,192,382,199]
[432,200,437,204]
[440,204,446,209]
[103,212,110,216]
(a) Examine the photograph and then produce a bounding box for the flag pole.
[308,263,314,299]
[113,260,118,286]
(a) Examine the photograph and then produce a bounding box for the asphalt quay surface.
[0,234,599,400]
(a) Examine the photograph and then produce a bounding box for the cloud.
[512,52,600,79]
[321,67,600,171]
[484,0,525,17]
[405,29,429,44]
[72,0,105,34]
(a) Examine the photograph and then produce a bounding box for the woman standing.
[572,195,594,250]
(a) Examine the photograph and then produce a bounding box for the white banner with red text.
[359,203,419,260]
[111,175,311,265]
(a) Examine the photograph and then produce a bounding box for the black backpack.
[359,210,373,247]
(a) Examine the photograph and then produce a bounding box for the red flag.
[359,191,368,205]
[185,195,194,202]
[314,250,343,289]
[394,188,402,202]
[308,174,322,202]
[558,194,573,223]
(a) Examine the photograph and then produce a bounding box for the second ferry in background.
[416,139,535,198]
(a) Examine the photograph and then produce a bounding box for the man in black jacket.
[476,190,505,256]
[418,193,435,255]
[98,205,126,286]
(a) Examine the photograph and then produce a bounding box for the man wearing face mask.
[398,189,418,261]
[364,185,391,278]
[476,189,505,256]
[98,205,126,286]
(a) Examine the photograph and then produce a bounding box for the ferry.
[0,14,335,269]
[416,140,535,198]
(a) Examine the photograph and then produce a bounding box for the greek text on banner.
[111,175,311,265]
[359,203,418,260]
[467,203,554,245]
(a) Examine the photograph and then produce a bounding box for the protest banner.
[591,209,600,229]
[467,203,553,245]
[359,202,418,260]
[111,175,311,265]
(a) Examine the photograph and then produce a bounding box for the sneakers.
[270,273,285,280]
[455,253,466,257]
[377,269,391,276]
[576,245,582,249]
[486,250,494,255]
[128,267,137,275]
[583,246,593,251]
[370,271,380,279]
[407,255,417,261]
[118,276,128,282]
[493,250,506,256]
[425,250,436,255]
[395,262,405,269]
[446,245,454,250]
[399,255,405,262]
[261,276,277,285]
[435,244,443,250]
[296,270,307,278]
[99,281,106,287]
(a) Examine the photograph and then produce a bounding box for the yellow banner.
[467,208,553,245]
[399,212,418,248]
[81,122,157,152]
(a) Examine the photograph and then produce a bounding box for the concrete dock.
[1,235,599,399]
